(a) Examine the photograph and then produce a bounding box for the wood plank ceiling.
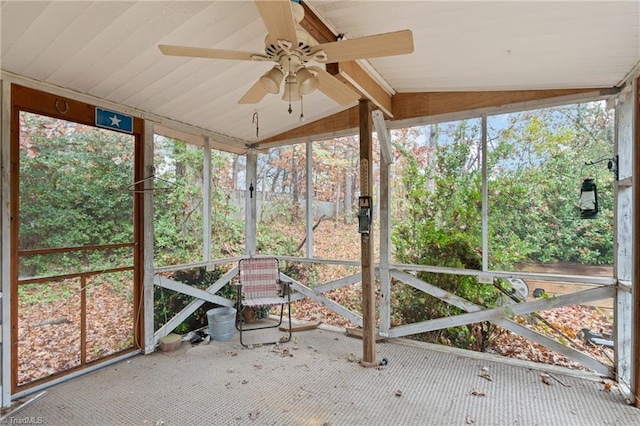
[1,1,638,152]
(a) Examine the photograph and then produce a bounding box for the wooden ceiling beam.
[299,1,393,117]
[392,88,613,122]
[257,106,359,147]
[299,2,335,44]
[256,88,616,147]
[331,61,393,117]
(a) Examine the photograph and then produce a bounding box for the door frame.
[9,84,145,393]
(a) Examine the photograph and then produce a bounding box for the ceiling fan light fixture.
[259,66,284,94]
[296,66,319,95]
[282,76,302,102]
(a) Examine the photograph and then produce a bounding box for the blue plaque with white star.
[95,108,133,134]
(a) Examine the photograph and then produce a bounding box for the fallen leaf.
[479,373,493,381]
[470,389,485,397]
[540,373,553,386]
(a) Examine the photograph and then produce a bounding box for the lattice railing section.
[153,258,616,377]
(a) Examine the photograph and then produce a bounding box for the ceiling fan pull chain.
[287,57,293,114]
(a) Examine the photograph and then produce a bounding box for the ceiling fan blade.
[254,0,298,46]
[159,44,257,61]
[314,30,414,63]
[308,66,360,106]
[238,80,269,104]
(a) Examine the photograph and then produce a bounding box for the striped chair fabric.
[239,258,286,307]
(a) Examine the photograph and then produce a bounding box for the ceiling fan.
[159,0,414,111]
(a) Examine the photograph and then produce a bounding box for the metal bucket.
[207,307,237,341]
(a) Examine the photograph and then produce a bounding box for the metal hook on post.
[252,111,259,138]
[585,155,618,181]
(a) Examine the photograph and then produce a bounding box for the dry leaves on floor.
[470,389,486,397]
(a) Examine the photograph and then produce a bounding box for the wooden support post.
[133,115,145,357]
[633,77,640,408]
[359,99,375,363]
[142,120,155,354]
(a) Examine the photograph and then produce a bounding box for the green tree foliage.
[488,103,614,265]
[152,136,246,265]
[390,101,614,349]
[19,112,135,276]
[392,120,496,349]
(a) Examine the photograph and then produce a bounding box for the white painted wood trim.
[388,286,614,338]
[142,120,155,354]
[494,318,612,377]
[613,85,634,389]
[618,59,640,89]
[154,276,234,307]
[270,256,361,266]
[313,273,362,294]
[619,280,632,290]
[283,273,363,327]
[372,110,393,164]
[155,261,211,274]
[391,270,481,313]
[391,270,611,375]
[153,266,237,344]
[306,140,313,258]
[390,263,616,285]
[618,176,632,187]
[378,155,391,337]
[203,138,212,263]
[245,149,257,256]
[481,114,489,271]
[630,76,639,402]
[153,257,243,274]
[248,256,614,285]
[154,124,246,155]
[1,80,12,407]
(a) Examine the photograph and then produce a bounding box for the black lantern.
[579,178,598,219]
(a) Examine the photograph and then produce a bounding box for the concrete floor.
[5,325,639,426]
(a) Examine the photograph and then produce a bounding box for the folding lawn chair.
[236,257,292,347]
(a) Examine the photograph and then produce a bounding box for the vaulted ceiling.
[2,1,638,153]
